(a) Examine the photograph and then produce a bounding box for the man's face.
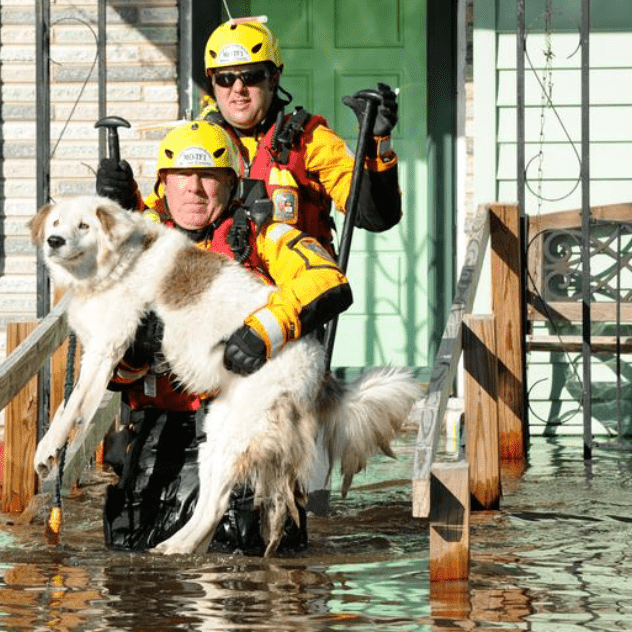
[162,168,235,230]
[211,63,278,131]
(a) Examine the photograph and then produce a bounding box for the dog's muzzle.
[47,235,66,249]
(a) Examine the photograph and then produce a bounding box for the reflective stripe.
[255,307,285,356]
[267,222,294,243]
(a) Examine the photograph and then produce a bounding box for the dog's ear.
[95,203,117,237]
[96,199,141,247]
[28,203,53,245]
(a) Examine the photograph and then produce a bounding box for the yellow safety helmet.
[205,18,283,73]
[156,121,240,176]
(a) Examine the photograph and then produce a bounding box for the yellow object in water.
[45,505,62,545]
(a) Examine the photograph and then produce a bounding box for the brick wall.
[0,0,181,433]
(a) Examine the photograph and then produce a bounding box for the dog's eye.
[78,222,89,230]
[53,219,59,227]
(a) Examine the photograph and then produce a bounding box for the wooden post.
[429,460,469,581]
[463,314,500,510]
[2,322,39,513]
[490,203,526,462]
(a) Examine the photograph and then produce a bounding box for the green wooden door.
[233,0,428,370]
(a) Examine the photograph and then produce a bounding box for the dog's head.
[29,195,147,288]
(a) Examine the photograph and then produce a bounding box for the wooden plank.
[2,322,38,513]
[490,203,526,462]
[412,203,490,518]
[41,391,121,495]
[529,302,632,323]
[0,294,70,413]
[528,334,632,353]
[429,460,470,582]
[529,202,632,233]
[463,315,500,510]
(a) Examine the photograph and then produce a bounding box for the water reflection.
[2,434,632,631]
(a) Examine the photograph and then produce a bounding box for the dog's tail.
[317,367,423,497]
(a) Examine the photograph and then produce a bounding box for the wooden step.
[527,335,632,353]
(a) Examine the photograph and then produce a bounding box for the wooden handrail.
[1,294,120,499]
[0,294,70,412]
[412,203,491,518]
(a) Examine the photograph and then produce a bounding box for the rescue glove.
[342,82,398,137]
[223,325,267,375]
[123,311,168,374]
[96,158,139,210]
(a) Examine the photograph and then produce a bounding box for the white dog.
[30,195,421,557]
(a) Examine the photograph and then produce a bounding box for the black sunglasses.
[213,67,270,88]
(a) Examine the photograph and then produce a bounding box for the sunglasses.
[213,67,270,88]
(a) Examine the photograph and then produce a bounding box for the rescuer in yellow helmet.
[103,120,353,555]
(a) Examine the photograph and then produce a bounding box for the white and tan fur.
[30,195,422,557]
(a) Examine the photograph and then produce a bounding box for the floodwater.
[1,429,632,631]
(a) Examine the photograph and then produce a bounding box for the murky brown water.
[1,430,632,631]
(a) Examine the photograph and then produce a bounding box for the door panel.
[245,0,428,368]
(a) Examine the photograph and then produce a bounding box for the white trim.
[256,308,285,356]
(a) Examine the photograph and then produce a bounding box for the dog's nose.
[47,235,65,249]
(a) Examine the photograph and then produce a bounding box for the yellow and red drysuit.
[108,200,352,412]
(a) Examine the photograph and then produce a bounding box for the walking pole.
[323,93,381,371]
[44,332,78,545]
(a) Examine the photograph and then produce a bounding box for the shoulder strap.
[271,107,313,165]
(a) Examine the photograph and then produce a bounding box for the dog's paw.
[34,442,58,479]
[34,430,69,479]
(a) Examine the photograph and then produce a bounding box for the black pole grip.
[94,115,131,164]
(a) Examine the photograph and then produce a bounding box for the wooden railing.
[0,294,120,512]
[412,202,527,581]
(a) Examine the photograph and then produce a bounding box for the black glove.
[96,158,139,210]
[123,311,167,372]
[223,325,267,375]
[342,82,398,137]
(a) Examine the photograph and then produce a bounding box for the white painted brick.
[104,102,179,123]
[49,44,102,64]
[143,84,178,101]
[1,84,36,101]
[139,7,178,24]
[2,122,37,140]
[0,276,36,294]
[49,144,100,161]
[50,161,97,179]
[4,180,37,197]
[0,219,31,236]
[2,160,36,179]
[1,26,36,43]
[0,63,35,83]
[0,46,36,62]
[140,44,177,64]
[50,121,99,140]
[1,256,35,275]
[52,102,101,121]
[3,200,38,216]
[107,44,143,63]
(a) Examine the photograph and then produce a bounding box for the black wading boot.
[211,486,308,555]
